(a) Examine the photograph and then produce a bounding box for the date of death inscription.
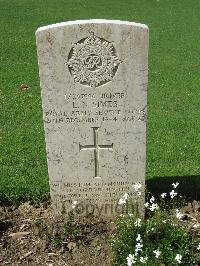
[44,91,146,124]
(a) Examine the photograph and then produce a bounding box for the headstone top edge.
[35,19,148,35]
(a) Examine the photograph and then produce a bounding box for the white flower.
[197,243,200,250]
[134,218,142,227]
[128,212,133,217]
[119,193,129,205]
[153,249,161,258]
[161,193,167,198]
[137,191,142,197]
[171,223,177,227]
[193,223,199,228]
[135,242,143,254]
[149,203,159,212]
[127,254,136,266]
[140,256,148,263]
[72,200,78,209]
[176,209,184,220]
[162,220,167,224]
[175,254,182,264]
[150,196,155,203]
[132,182,142,191]
[172,182,179,188]
[124,193,129,199]
[119,198,126,205]
[144,202,149,208]
[136,233,142,242]
[170,190,177,199]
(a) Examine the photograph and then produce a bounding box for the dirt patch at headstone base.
[0,201,199,266]
[0,202,114,266]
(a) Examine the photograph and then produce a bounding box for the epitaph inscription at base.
[36,20,149,217]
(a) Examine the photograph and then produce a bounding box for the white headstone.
[36,19,149,218]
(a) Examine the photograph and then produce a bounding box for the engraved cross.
[79,127,113,179]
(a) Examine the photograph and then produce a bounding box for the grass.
[0,0,200,203]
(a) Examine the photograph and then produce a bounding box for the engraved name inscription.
[44,90,146,124]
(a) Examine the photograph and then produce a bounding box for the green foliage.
[32,211,80,248]
[33,217,43,227]
[64,211,80,241]
[112,202,199,265]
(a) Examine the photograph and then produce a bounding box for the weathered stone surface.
[36,19,149,217]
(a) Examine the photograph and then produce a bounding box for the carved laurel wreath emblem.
[66,33,121,88]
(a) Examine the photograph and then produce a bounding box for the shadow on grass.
[146,175,200,201]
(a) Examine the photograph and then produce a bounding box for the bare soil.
[0,200,199,266]
[0,202,114,266]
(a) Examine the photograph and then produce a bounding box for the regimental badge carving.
[66,33,121,88]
